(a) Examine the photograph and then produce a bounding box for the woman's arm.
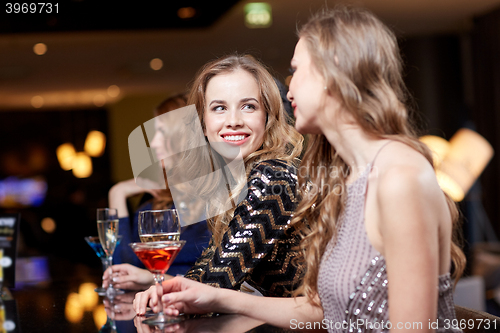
[108,178,162,218]
[134,276,324,329]
[184,160,299,292]
[378,166,444,332]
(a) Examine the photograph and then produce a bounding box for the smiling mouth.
[221,134,250,144]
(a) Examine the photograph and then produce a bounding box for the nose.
[150,131,163,149]
[225,109,244,128]
[286,89,293,102]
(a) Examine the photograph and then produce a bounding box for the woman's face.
[287,38,326,135]
[150,119,170,162]
[203,69,267,160]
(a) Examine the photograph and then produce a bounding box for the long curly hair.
[291,7,466,304]
[184,54,303,244]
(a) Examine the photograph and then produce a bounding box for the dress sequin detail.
[185,159,304,297]
[317,145,462,333]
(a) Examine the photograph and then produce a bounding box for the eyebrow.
[208,97,259,107]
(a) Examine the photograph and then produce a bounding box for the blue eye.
[212,105,225,112]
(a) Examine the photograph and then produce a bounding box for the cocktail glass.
[129,241,185,325]
[84,235,122,295]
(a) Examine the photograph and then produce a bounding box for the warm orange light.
[178,7,196,19]
[84,130,106,157]
[41,217,56,233]
[56,143,76,170]
[150,58,163,71]
[107,85,120,97]
[33,43,47,55]
[437,129,494,201]
[93,305,107,329]
[72,152,93,178]
[78,283,99,311]
[31,95,44,108]
[65,293,84,323]
[420,135,450,167]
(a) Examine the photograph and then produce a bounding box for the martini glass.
[84,236,122,295]
[129,241,185,325]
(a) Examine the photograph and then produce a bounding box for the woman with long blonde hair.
[134,8,465,332]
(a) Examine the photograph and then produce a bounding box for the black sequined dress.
[184,159,304,297]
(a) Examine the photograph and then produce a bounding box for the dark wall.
[471,7,500,238]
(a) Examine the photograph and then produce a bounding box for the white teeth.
[224,135,246,141]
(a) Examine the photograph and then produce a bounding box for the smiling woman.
[133,54,305,305]
[180,54,305,296]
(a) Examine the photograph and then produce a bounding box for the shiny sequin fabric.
[317,146,461,333]
[184,159,304,297]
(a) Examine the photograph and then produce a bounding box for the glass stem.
[100,258,108,288]
[154,274,166,318]
[107,256,114,289]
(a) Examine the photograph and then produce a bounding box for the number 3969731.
[6,3,59,14]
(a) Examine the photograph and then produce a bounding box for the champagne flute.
[129,241,185,325]
[97,208,123,297]
[138,209,181,242]
[84,235,122,295]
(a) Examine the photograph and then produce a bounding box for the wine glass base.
[141,313,183,325]
[94,287,107,295]
[105,287,125,297]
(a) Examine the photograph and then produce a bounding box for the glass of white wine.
[97,208,123,297]
[138,209,181,242]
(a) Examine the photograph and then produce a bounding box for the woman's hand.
[103,264,155,291]
[134,277,223,317]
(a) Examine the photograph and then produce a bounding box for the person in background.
[134,8,466,333]
[105,94,211,291]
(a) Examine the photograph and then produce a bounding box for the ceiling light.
[31,95,44,108]
[150,58,163,71]
[107,85,120,97]
[33,43,47,55]
[177,7,196,19]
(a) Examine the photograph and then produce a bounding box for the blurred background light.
[244,2,272,28]
[107,85,120,98]
[71,152,93,178]
[92,304,107,329]
[40,217,56,233]
[31,95,44,108]
[84,130,106,157]
[92,94,106,107]
[33,43,47,55]
[56,143,76,170]
[420,135,451,167]
[149,58,163,71]
[421,129,494,202]
[177,7,196,19]
[78,282,99,311]
[65,292,84,323]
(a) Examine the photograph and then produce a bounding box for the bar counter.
[7,260,325,333]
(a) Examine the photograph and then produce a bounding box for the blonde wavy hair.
[185,54,304,244]
[291,7,466,304]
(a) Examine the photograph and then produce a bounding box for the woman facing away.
[134,7,466,333]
